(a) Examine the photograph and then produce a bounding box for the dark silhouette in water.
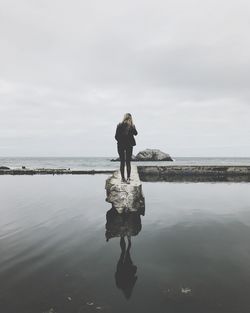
[105,207,142,240]
[115,236,137,299]
[105,206,143,299]
[115,113,138,182]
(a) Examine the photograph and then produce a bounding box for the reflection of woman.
[115,236,138,300]
[105,208,142,299]
[115,113,138,183]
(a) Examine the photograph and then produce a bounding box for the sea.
[1,156,250,170]
[1,157,250,313]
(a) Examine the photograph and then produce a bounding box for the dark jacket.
[115,122,138,147]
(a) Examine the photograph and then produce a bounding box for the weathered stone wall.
[0,168,114,175]
[138,165,250,182]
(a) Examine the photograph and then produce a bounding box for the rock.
[135,149,173,161]
[110,149,173,161]
[0,166,10,170]
[22,166,26,169]
[110,155,137,161]
[181,287,192,294]
[105,165,145,214]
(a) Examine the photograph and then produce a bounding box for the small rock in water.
[96,307,102,310]
[22,166,26,169]
[181,287,192,294]
[43,309,55,313]
[86,302,94,306]
[67,296,72,301]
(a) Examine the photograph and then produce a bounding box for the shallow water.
[1,176,250,313]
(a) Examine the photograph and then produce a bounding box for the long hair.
[122,113,134,127]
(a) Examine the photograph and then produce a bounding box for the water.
[1,175,250,313]
[1,156,250,170]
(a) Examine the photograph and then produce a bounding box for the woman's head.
[122,113,134,127]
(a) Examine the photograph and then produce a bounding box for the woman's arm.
[115,124,120,141]
[132,125,138,136]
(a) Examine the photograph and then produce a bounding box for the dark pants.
[117,144,133,179]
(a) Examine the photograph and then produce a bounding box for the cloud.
[0,0,250,156]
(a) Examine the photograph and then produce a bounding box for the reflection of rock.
[105,165,145,214]
[105,207,142,241]
[135,149,173,161]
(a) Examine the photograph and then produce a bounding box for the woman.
[115,113,138,183]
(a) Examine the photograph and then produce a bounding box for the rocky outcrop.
[105,165,145,214]
[135,149,173,161]
[111,149,173,161]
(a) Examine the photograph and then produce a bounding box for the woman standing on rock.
[115,113,138,184]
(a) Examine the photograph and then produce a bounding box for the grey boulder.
[135,149,173,161]
[105,165,145,214]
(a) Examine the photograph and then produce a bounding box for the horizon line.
[1,155,250,158]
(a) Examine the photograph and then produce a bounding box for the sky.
[0,0,250,157]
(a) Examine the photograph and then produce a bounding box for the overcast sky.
[0,0,250,157]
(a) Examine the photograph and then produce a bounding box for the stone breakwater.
[1,166,250,182]
[137,165,250,182]
[0,168,114,175]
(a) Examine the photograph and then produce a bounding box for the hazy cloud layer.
[0,0,250,156]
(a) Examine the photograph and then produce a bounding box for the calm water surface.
[1,175,250,313]
[1,156,250,170]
